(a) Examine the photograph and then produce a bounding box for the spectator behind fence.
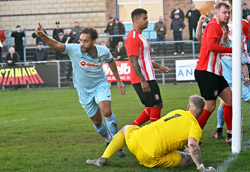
[71,21,82,43]
[104,16,114,47]
[64,29,75,44]
[5,47,19,66]
[55,32,67,60]
[110,17,125,50]
[33,42,49,61]
[113,41,127,61]
[186,3,201,40]
[53,21,64,41]
[154,16,167,56]
[11,25,25,61]
[171,13,185,55]
[100,41,110,51]
[0,25,6,63]
[56,32,69,76]
[242,3,250,20]
[170,4,184,21]
[64,29,75,81]
[32,29,48,45]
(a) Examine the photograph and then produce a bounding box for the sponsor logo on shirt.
[80,60,100,69]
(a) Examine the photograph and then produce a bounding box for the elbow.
[207,44,215,52]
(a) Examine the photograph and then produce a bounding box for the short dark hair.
[215,1,231,10]
[131,8,147,22]
[80,27,98,40]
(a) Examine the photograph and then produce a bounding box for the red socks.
[198,109,212,129]
[131,107,162,125]
[224,104,232,130]
[131,107,151,125]
[150,107,161,122]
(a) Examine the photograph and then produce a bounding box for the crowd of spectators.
[1,1,250,66]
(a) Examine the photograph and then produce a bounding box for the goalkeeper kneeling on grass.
[86,95,215,172]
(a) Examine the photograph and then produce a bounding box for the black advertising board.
[0,63,58,87]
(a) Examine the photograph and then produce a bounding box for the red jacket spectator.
[0,27,6,63]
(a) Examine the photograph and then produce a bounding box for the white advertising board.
[175,59,198,81]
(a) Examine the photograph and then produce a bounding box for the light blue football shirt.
[221,40,248,87]
[63,44,113,93]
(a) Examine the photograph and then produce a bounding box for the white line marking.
[216,153,239,172]
[0,116,81,124]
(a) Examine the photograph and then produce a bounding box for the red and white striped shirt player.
[125,30,155,84]
[195,18,232,76]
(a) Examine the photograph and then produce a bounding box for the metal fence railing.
[1,54,186,90]
[149,40,196,59]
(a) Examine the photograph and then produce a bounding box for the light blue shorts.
[77,82,111,117]
[242,83,250,102]
[228,82,250,102]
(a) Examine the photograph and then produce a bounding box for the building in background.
[0,0,243,46]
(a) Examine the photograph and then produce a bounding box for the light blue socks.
[217,106,225,128]
[105,113,118,138]
[93,122,112,143]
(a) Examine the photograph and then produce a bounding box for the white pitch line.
[216,153,239,172]
[2,118,28,124]
[0,116,81,124]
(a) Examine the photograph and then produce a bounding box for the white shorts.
[77,82,111,117]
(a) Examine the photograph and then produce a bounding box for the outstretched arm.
[188,137,215,172]
[207,37,232,53]
[108,59,125,95]
[35,23,65,52]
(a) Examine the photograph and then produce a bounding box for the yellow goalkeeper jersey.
[134,109,202,158]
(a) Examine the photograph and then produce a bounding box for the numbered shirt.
[134,109,202,157]
[64,44,113,93]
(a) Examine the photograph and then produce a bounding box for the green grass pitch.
[0,84,249,172]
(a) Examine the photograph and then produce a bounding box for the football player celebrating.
[194,2,233,142]
[35,24,125,156]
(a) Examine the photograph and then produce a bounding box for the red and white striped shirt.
[196,18,232,76]
[241,20,250,63]
[125,30,155,84]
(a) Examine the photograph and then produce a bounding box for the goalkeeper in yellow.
[86,95,215,172]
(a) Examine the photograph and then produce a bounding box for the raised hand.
[35,23,44,37]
